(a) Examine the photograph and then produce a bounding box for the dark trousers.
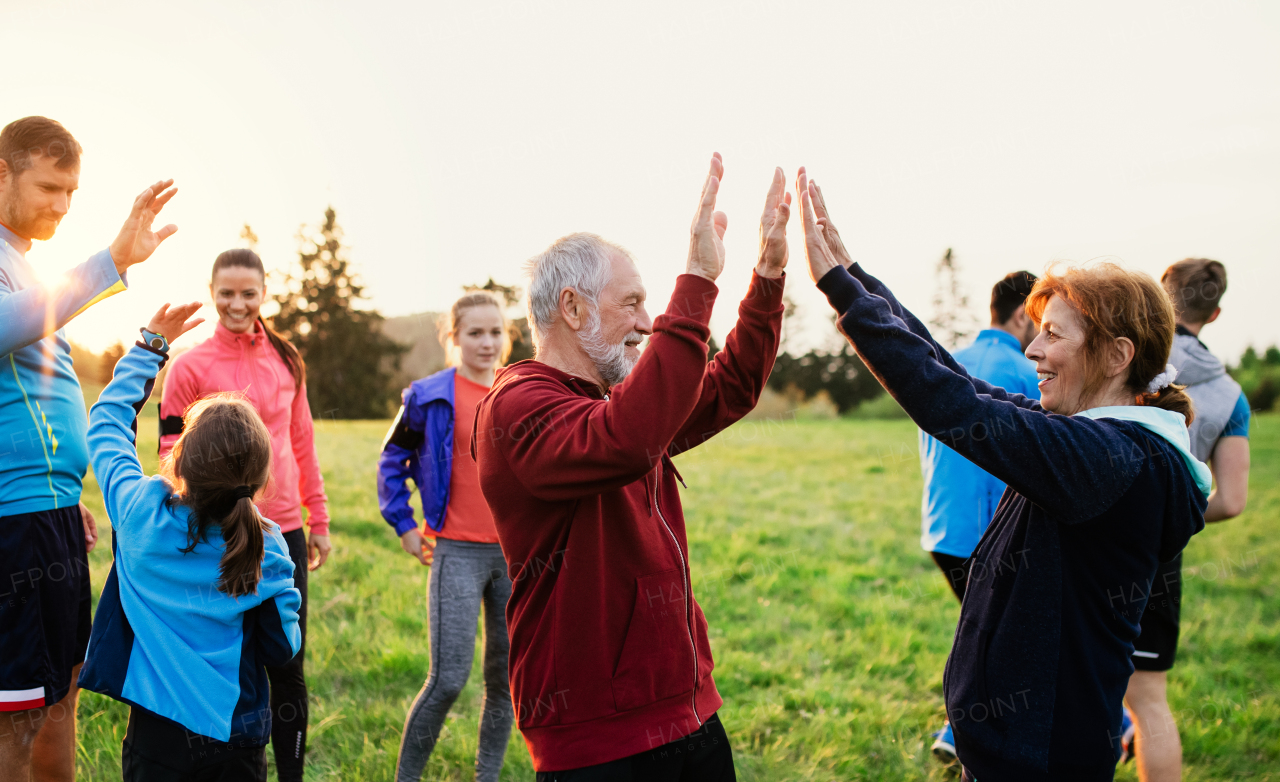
[931,551,972,604]
[535,712,735,782]
[265,528,309,782]
[122,707,267,782]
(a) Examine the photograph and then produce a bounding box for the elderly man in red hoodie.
[474,154,789,780]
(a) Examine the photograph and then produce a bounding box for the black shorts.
[1133,554,1181,672]
[123,707,267,782]
[536,712,735,781]
[0,505,92,711]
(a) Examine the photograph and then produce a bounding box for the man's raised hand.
[796,167,841,283]
[687,153,729,282]
[810,180,853,270]
[146,302,204,344]
[110,179,179,275]
[757,167,791,279]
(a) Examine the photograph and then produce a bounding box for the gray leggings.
[396,538,514,782]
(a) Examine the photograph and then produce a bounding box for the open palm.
[110,179,179,274]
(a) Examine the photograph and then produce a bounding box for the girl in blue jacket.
[78,303,302,782]
[378,292,514,782]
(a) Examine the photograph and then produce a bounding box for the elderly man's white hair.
[523,232,635,345]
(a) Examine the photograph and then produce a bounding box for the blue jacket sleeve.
[377,388,423,536]
[255,530,302,665]
[0,249,126,357]
[87,343,168,530]
[818,264,1141,522]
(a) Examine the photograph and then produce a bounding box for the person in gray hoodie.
[1120,258,1251,781]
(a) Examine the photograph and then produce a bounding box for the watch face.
[150,337,165,349]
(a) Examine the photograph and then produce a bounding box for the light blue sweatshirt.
[0,222,126,516]
[78,343,301,744]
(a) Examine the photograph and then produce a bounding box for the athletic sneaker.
[931,722,957,763]
[1119,707,1136,763]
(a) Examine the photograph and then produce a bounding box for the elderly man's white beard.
[579,312,644,388]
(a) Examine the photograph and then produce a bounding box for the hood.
[1075,406,1212,498]
[1169,334,1226,387]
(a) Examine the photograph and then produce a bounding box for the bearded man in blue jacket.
[0,115,178,781]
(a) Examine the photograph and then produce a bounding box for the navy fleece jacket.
[816,264,1204,781]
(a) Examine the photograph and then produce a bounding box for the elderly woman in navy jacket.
[794,170,1207,782]
[377,292,514,782]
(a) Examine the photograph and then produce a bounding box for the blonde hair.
[437,291,512,366]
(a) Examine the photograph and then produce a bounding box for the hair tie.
[233,485,255,500]
[1146,364,1178,395]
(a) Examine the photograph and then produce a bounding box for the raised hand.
[687,153,729,282]
[757,167,791,279]
[146,301,205,344]
[810,180,853,269]
[796,167,841,283]
[110,179,179,275]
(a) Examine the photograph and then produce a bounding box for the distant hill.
[380,312,448,388]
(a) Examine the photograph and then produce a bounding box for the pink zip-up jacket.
[158,321,329,536]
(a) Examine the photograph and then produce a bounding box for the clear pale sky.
[9,0,1280,363]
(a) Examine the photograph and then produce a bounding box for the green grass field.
[73,397,1280,780]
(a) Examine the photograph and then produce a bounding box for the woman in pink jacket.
[158,248,330,782]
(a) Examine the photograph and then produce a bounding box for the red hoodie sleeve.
[157,352,199,460]
[668,271,785,456]
[289,382,330,536]
[489,273,719,502]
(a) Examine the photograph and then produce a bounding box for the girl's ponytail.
[165,394,275,597]
[217,492,270,598]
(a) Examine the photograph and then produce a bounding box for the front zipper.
[653,465,701,727]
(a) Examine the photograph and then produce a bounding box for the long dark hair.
[163,394,274,597]
[212,249,306,389]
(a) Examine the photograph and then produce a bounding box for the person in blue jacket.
[378,292,515,782]
[0,115,178,780]
[920,271,1042,761]
[797,170,1206,781]
[78,302,302,782]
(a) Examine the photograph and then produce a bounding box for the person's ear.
[1205,307,1221,325]
[1106,336,1136,379]
[559,288,584,332]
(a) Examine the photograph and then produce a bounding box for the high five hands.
[110,180,179,276]
[686,154,792,283]
[796,167,854,283]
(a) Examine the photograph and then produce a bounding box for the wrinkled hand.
[756,167,791,279]
[687,153,729,282]
[796,167,841,283]
[110,180,179,275]
[146,302,205,344]
[79,502,98,553]
[308,533,332,571]
[809,179,853,269]
[400,528,435,566]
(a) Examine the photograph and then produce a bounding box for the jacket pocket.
[611,569,695,713]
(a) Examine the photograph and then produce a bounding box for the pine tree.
[930,248,976,350]
[270,207,407,419]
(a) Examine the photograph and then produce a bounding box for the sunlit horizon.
[10,0,1280,366]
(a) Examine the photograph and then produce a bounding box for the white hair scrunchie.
[1146,363,1178,395]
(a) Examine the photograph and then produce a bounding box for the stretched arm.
[88,304,203,528]
[0,250,125,356]
[1205,436,1249,521]
[796,172,1137,521]
[669,167,789,454]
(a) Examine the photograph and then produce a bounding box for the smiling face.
[578,252,653,387]
[1024,294,1094,414]
[211,265,265,334]
[0,154,79,241]
[453,304,505,377]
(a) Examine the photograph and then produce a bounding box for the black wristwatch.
[139,328,170,353]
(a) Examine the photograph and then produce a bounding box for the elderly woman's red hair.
[1024,262,1195,424]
